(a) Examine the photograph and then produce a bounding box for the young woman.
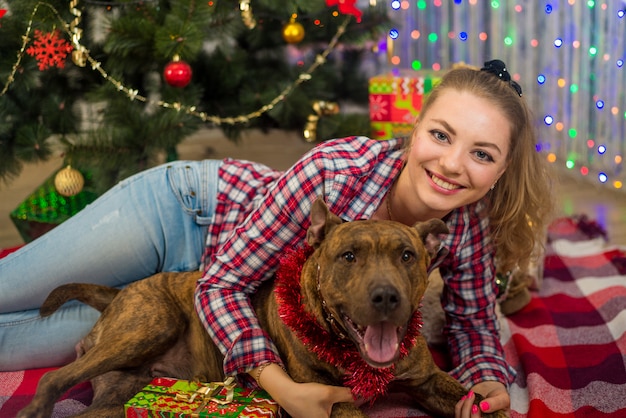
[0,60,553,417]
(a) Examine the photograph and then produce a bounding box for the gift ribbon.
[174,376,237,417]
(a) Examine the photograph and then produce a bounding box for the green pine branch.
[1,0,393,192]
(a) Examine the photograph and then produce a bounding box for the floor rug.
[2,216,625,417]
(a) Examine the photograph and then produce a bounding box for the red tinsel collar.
[275,245,423,403]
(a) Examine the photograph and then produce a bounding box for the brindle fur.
[18,198,506,418]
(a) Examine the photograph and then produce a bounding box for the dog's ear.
[414,219,449,259]
[306,197,343,248]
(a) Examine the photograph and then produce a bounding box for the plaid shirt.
[194,135,515,388]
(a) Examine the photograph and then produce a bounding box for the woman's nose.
[438,147,464,174]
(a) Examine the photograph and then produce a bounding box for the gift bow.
[175,376,237,416]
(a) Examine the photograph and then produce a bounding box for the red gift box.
[369,71,441,139]
[124,377,281,417]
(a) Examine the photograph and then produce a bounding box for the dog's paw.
[483,410,509,418]
[332,402,368,417]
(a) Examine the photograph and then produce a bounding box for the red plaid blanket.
[2,216,626,417]
[504,216,626,418]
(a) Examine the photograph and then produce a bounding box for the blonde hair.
[415,64,555,273]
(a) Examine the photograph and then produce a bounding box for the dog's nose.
[370,285,400,314]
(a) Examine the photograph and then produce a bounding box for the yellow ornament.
[282,19,305,44]
[54,165,85,197]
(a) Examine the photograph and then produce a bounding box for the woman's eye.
[431,130,448,142]
[474,150,494,162]
[342,252,356,263]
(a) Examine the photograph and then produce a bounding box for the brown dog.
[19,198,505,417]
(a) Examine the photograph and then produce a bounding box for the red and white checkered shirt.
[194,135,514,388]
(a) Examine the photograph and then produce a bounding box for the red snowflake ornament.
[26,29,74,71]
[326,0,362,23]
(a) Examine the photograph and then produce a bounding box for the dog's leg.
[67,370,154,418]
[388,338,472,418]
[18,279,190,417]
[403,370,469,417]
[330,402,369,417]
[17,334,178,418]
[395,365,509,418]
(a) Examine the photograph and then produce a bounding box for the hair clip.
[480,59,523,97]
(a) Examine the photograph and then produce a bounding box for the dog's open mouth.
[343,314,405,368]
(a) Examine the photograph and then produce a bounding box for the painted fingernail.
[461,395,467,401]
[467,390,474,398]
[472,404,479,414]
[480,401,490,412]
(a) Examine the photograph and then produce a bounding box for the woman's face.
[402,89,511,220]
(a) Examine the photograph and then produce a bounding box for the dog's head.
[302,198,448,369]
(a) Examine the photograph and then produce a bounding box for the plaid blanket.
[504,216,626,418]
[2,216,626,417]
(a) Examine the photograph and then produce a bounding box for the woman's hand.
[250,363,354,418]
[454,381,510,417]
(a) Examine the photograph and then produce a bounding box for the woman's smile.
[427,169,464,193]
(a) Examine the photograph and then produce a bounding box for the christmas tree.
[0,0,390,194]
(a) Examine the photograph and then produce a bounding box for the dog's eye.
[342,251,356,263]
[401,250,415,263]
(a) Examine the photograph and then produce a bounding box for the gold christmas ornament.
[282,16,305,44]
[303,101,340,142]
[54,165,85,197]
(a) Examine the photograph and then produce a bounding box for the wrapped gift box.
[369,70,441,139]
[125,377,282,417]
[9,170,98,243]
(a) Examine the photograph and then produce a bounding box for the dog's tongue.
[364,321,399,364]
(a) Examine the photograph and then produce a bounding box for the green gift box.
[124,377,282,417]
[9,169,98,243]
[369,70,442,139]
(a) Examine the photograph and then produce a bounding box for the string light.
[385,1,625,189]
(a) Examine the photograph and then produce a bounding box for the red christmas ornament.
[163,56,192,88]
[326,0,362,23]
[26,29,73,71]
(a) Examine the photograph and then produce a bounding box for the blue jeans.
[0,160,221,370]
